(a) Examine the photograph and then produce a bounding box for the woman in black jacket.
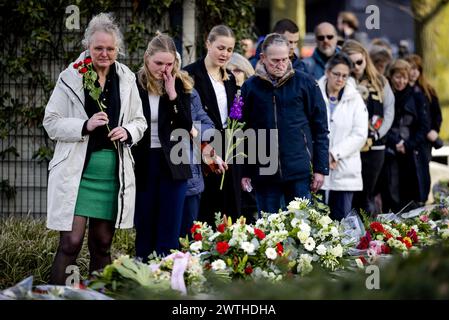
[133,33,193,259]
[381,59,429,212]
[184,25,244,225]
[405,54,443,203]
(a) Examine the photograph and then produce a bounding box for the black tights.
[49,216,115,285]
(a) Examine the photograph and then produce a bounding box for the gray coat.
[43,52,147,231]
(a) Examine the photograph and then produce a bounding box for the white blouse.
[208,74,228,128]
[148,94,161,148]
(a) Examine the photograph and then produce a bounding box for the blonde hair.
[138,33,193,95]
[342,40,385,102]
[388,59,411,80]
[207,25,235,81]
[227,52,255,81]
[82,13,125,57]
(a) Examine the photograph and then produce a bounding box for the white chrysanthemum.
[318,215,333,227]
[304,237,316,251]
[189,241,202,252]
[330,244,343,258]
[330,226,339,238]
[267,213,280,222]
[211,259,226,271]
[241,241,255,254]
[288,197,310,211]
[291,217,300,228]
[298,222,311,234]
[265,247,278,260]
[297,230,310,243]
[316,244,327,256]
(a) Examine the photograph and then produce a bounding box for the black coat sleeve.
[307,80,330,176]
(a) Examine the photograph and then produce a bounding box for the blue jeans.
[255,178,311,215]
[180,194,201,239]
[134,149,187,260]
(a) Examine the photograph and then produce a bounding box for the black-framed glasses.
[316,35,334,41]
[353,59,364,66]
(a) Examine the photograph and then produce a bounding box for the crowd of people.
[43,12,443,284]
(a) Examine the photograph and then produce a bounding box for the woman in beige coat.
[43,13,146,284]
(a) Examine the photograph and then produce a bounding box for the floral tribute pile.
[87,197,449,297]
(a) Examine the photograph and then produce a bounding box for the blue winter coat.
[241,62,329,183]
[300,47,340,80]
[186,89,215,196]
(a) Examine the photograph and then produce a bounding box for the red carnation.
[370,222,384,233]
[357,231,372,250]
[244,265,253,275]
[79,67,88,74]
[194,233,203,241]
[217,223,226,233]
[276,242,284,255]
[190,224,201,234]
[216,241,230,255]
[73,62,80,69]
[254,228,266,240]
[84,57,92,65]
[381,244,391,254]
[407,229,418,243]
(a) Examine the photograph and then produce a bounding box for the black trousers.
[353,149,385,215]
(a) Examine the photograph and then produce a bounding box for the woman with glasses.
[317,52,368,221]
[44,13,147,283]
[341,40,395,216]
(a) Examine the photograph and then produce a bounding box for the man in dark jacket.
[250,19,303,72]
[300,22,339,80]
[241,33,329,214]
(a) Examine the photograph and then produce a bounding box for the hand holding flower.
[108,126,129,142]
[86,111,109,132]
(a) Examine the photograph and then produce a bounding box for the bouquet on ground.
[185,215,288,281]
[183,198,347,280]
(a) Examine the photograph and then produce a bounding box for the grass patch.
[0,215,135,290]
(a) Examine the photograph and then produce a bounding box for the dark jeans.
[134,148,187,260]
[327,190,353,221]
[254,178,311,215]
[180,194,201,239]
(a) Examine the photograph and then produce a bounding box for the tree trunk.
[412,0,449,141]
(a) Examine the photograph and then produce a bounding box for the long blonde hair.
[138,33,193,95]
[342,40,385,102]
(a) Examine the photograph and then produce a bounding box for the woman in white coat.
[318,52,368,220]
[43,13,147,284]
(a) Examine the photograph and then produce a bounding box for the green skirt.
[74,149,119,221]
